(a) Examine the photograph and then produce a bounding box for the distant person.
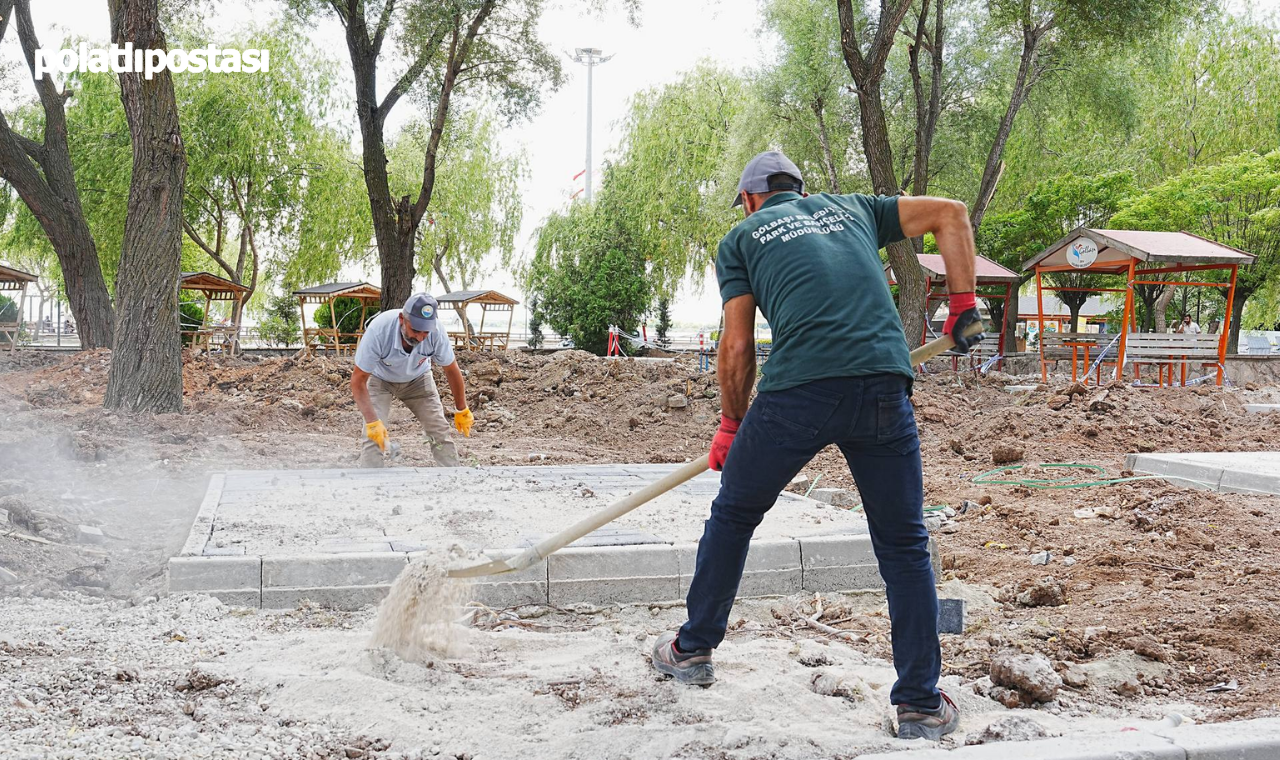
[1175,315,1201,334]
[650,150,981,741]
[350,293,473,467]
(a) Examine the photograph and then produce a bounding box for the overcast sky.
[4,0,1278,330]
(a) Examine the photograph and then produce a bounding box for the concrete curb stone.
[549,543,680,605]
[1159,717,1280,760]
[799,534,883,591]
[262,553,407,589]
[178,473,224,557]
[860,730,1181,759]
[676,538,803,598]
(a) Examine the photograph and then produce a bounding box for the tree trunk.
[104,0,187,413]
[1153,285,1176,333]
[0,0,115,349]
[970,23,1043,230]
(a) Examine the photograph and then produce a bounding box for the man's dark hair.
[767,173,803,193]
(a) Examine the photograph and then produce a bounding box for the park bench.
[1039,332,1105,383]
[1123,332,1223,386]
[0,316,20,352]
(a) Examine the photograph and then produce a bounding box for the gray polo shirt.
[354,308,455,383]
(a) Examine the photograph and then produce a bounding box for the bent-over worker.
[351,293,474,467]
[650,151,983,741]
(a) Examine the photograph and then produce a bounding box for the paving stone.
[809,488,858,507]
[314,541,395,554]
[799,534,883,591]
[1127,452,1280,495]
[568,527,668,547]
[677,539,802,597]
[548,544,680,606]
[858,730,1183,759]
[175,588,260,607]
[262,553,407,589]
[262,585,391,611]
[1219,467,1280,496]
[169,556,262,592]
[76,525,105,544]
[1159,716,1280,759]
[1126,453,1225,489]
[937,598,965,634]
[1243,404,1280,414]
[202,545,247,556]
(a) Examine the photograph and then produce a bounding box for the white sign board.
[1067,238,1099,269]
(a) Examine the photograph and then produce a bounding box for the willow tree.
[104,0,187,413]
[288,0,562,310]
[0,0,115,348]
[1111,150,1280,354]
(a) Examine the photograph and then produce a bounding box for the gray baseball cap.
[403,292,440,331]
[732,150,804,207]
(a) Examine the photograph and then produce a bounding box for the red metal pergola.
[886,253,1022,363]
[1022,228,1255,386]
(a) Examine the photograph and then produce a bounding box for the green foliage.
[390,110,526,292]
[178,294,205,347]
[0,294,15,345]
[654,297,672,349]
[525,202,651,355]
[314,297,381,343]
[256,293,302,347]
[526,297,544,350]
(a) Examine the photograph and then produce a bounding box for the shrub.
[314,297,380,344]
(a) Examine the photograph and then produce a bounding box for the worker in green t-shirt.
[650,151,983,742]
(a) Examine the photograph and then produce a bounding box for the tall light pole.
[572,47,613,203]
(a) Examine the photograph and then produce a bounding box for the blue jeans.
[678,374,940,709]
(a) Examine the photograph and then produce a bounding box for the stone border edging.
[858,716,1280,759]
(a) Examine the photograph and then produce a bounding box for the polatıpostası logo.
[35,43,270,81]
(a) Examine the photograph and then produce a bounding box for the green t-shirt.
[715,191,912,392]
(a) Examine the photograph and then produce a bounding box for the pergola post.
[1217,264,1239,386]
[328,297,338,355]
[1035,267,1047,383]
[298,296,311,357]
[1116,258,1137,383]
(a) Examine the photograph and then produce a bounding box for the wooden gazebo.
[180,272,250,355]
[0,264,36,352]
[436,290,519,350]
[1023,229,1255,386]
[294,282,382,357]
[886,254,1020,368]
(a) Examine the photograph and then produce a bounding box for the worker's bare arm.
[441,361,468,411]
[897,196,977,295]
[718,294,757,421]
[350,365,379,423]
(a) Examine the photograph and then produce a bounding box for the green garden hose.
[971,463,1168,490]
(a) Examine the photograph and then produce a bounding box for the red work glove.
[709,415,740,472]
[942,291,985,353]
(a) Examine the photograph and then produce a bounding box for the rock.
[942,506,957,519]
[789,474,812,491]
[965,715,1050,745]
[808,671,864,701]
[1029,551,1051,566]
[469,360,503,382]
[1046,395,1071,410]
[1062,556,1076,567]
[1087,390,1114,412]
[991,443,1024,465]
[989,685,1030,708]
[76,525,106,545]
[1017,577,1067,607]
[948,439,965,455]
[990,651,1062,703]
[1115,678,1142,697]
[390,505,402,516]
[924,515,944,532]
[667,394,689,409]
[1061,664,1089,688]
[1063,382,1088,398]
[1126,634,1168,662]
[937,598,966,634]
[810,488,857,507]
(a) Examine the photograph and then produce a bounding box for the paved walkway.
[169,464,902,610]
[1126,451,1280,495]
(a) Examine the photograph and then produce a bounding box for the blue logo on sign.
[421,304,434,319]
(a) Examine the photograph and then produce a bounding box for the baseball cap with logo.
[403,293,440,331]
[732,150,805,207]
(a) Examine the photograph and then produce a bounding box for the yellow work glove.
[453,407,474,437]
[365,419,388,451]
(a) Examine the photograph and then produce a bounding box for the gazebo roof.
[886,254,1021,285]
[293,282,382,300]
[0,264,38,284]
[435,289,519,306]
[1022,228,1256,273]
[180,271,249,294]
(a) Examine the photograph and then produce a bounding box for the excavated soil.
[1,347,1278,753]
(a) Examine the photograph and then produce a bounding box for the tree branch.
[378,19,450,120]
[371,0,395,54]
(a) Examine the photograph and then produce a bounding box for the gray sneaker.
[896,691,959,740]
[651,631,715,687]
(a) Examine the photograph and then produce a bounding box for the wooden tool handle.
[528,456,710,562]
[909,320,987,366]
